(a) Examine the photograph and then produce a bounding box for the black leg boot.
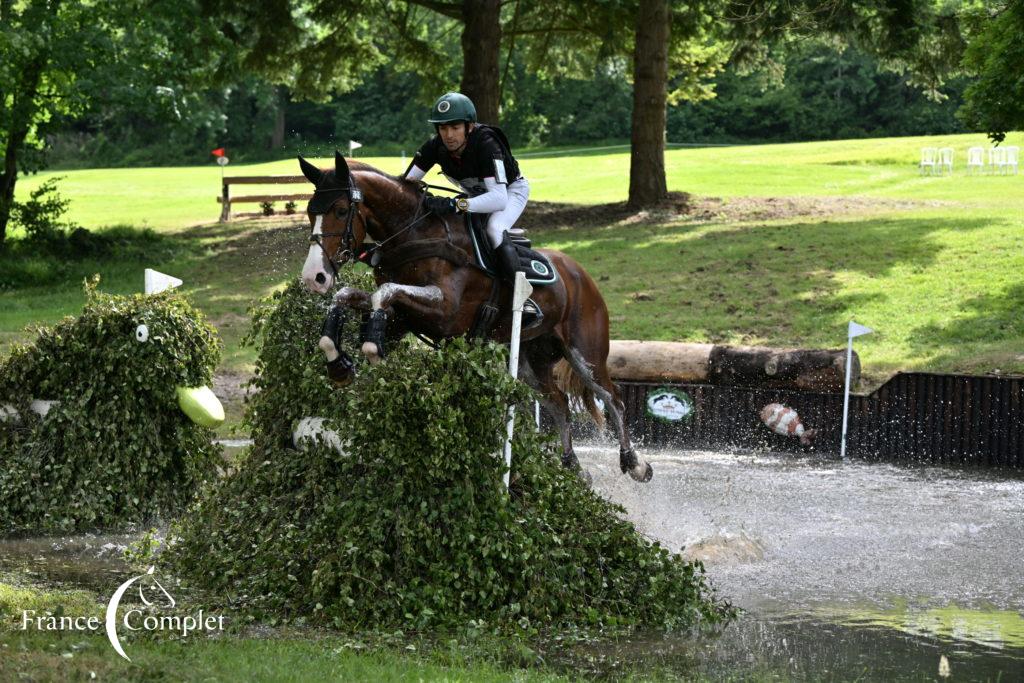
[495,233,543,328]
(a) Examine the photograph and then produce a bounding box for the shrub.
[0,276,223,534]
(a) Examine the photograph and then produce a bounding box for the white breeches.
[485,178,530,248]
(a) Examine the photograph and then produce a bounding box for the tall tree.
[629,0,671,207]
[0,0,226,244]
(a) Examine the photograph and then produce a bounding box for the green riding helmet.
[428,92,477,124]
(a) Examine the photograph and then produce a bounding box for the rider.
[404,92,532,289]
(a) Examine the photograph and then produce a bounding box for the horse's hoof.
[326,353,355,387]
[360,341,382,365]
[628,462,653,483]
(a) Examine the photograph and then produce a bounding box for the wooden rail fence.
[217,175,311,222]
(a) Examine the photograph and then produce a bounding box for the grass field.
[3,131,1023,389]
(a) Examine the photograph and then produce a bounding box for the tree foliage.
[957,1,1024,141]
[0,0,229,243]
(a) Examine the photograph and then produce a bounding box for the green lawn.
[3,132,1023,387]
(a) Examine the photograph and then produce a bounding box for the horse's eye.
[334,205,347,219]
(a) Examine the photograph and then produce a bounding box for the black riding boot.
[495,233,543,328]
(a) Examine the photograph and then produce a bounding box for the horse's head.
[298,151,371,294]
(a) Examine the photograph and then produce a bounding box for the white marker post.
[841,320,873,458]
[503,272,534,490]
[144,269,183,295]
[349,140,363,158]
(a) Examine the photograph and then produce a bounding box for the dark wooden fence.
[616,372,1023,468]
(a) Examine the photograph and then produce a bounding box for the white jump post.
[503,272,534,490]
[841,320,873,459]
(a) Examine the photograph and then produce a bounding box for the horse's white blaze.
[302,215,333,294]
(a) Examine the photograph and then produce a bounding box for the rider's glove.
[424,195,458,215]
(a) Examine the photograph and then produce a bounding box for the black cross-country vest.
[412,124,522,196]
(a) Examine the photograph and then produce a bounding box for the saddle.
[464,214,559,286]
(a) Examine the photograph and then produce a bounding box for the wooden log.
[607,340,857,391]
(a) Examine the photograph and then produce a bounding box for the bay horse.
[297,152,652,483]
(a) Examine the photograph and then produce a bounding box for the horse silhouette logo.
[105,566,175,661]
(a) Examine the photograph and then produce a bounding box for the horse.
[297,151,652,483]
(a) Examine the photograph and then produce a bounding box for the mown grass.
[2,132,1022,385]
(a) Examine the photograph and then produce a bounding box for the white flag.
[349,140,363,151]
[848,320,873,338]
[145,269,183,295]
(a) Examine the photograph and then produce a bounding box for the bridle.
[308,180,364,278]
[309,178,457,277]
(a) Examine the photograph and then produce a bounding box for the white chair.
[988,146,1006,174]
[1004,146,1019,175]
[966,147,985,175]
[919,147,938,175]
[937,147,953,175]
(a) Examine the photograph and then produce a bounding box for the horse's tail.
[553,359,607,431]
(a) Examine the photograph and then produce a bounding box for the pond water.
[577,444,1024,680]
[2,446,1022,680]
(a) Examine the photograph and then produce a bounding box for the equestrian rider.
[403,92,531,286]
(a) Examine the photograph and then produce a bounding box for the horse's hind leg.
[562,346,653,483]
[524,344,588,479]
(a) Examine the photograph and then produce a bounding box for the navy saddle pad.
[466,214,558,286]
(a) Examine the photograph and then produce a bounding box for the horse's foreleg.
[333,286,373,310]
[362,283,444,363]
[319,287,371,368]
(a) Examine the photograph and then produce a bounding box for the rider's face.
[438,122,469,154]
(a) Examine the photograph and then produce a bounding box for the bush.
[0,276,223,534]
[163,277,733,632]
[11,178,73,246]
[0,225,183,290]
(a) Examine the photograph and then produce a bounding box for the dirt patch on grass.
[519,191,949,231]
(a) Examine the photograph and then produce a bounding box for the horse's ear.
[334,150,351,185]
[298,156,323,186]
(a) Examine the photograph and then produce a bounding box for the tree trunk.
[0,55,47,247]
[270,85,286,150]
[628,0,670,209]
[460,0,502,124]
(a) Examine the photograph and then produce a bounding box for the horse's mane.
[338,160,423,197]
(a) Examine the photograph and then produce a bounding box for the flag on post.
[841,319,873,458]
[211,147,226,157]
[848,321,874,338]
[349,140,362,157]
[144,268,183,295]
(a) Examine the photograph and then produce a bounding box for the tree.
[629,0,671,207]
[0,0,226,245]
[957,1,1024,141]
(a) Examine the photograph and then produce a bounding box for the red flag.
[211,147,226,157]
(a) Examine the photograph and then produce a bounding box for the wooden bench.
[217,175,311,222]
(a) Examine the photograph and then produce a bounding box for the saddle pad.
[466,215,558,286]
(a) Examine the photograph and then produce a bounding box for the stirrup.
[521,297,543,329]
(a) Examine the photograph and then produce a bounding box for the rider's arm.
[404,140,437,179]
[466,176,508,213]
[405,164,426,182]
